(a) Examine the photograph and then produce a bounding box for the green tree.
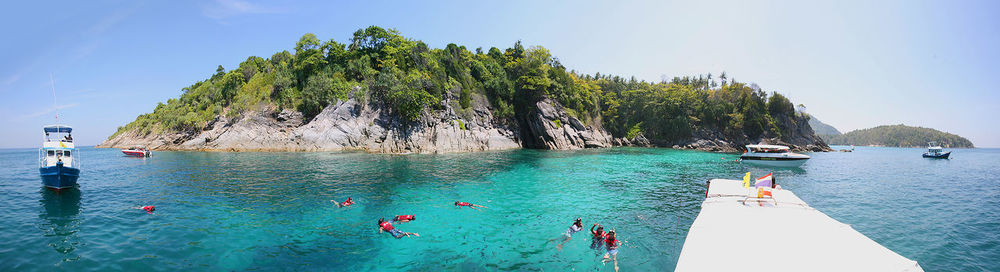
[294,33,327,88]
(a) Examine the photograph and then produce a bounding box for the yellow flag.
[743,172,752,188]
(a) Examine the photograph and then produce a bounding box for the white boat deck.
[676,179,923,272]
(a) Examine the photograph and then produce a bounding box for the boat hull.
[122,150,148,157]
[39,163,80,189]
[740,156,809,167]
[923,151,951,159]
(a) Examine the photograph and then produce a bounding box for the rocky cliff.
[100,93,829,153]
[98,91,621,153]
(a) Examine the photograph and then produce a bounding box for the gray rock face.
[769,113,832,152]
[99,97,521,153]
[99,95,828,153]
[522,99,614,150]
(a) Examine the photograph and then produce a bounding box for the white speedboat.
[740,144,810,167]
[122,146,152,157]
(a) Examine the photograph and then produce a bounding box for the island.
[822,124,973,148]
[809,116,841,136]
[99,26,830,153]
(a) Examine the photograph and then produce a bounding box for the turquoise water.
[0,146,997,271]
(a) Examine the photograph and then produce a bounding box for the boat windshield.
[750,147,787,153]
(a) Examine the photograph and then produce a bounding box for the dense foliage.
[823,124,973,148]
[111,26,805,144]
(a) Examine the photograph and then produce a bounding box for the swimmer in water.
[590,223,607,250]
[332,198,354,207]
[555,218,584,250]
[378,217,419,239]
[454,201,487,211]
[134,205,155,214]
[331,197,354,208]
[393,214,415,223]
[602,229,622,272]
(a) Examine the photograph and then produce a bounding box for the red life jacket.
[379,221,394,231]
[395,215,414,221]
[606,237,618,248]
[593,231,605,238]
[142,206,155,213]
[342,199,354,206]
[457,202,471,206]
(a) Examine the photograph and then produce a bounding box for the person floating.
[454,201,487,211]
[332,197,354,208]
[378,217,419,239]
[590,223,607,250]
[555,218,584,250]
[602,229,622,272]
[135,205,155,214]
[393,214,415,222]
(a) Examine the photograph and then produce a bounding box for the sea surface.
[0,146,997,271]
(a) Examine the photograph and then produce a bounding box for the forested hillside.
[108,26,825,151]
[809,116,841,135]
[824,124,973,148]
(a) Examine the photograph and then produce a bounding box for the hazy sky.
[2,0,998,148]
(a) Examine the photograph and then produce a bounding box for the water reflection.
[39,188,82,254]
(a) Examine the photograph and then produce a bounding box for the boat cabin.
[39,125,77,168]
[745,144,790,153]
[926,142,943,153]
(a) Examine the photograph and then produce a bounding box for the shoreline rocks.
[99,97,830,154]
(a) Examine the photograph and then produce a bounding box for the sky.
[1,0,998,148]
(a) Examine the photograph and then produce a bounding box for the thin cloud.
[201,0,282,20]
[22,103,79,120]
[3,72,22,85]
[87,8,133,35]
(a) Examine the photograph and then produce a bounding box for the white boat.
[122,146,152,157]
[740,144,810,167]
[676,178,923,271]
[39,125,80,189]
[922,142,950,159]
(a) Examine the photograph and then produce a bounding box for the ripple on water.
[0,147,997,271]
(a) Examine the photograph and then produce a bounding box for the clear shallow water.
[0,146,997,271]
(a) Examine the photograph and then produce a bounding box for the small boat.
[122,146,152,157]
[676,178,924,271]
[740,144,810,167]
[922,142,950,159]
[38,125,80,190]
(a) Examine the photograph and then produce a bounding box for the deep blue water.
[0,146,997,271]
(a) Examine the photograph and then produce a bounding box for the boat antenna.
[49,73,59,122]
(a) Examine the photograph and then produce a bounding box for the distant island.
[99,26,830,153]
[808,117,841,136]
[821,124,973,148]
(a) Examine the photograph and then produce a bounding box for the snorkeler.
[590,223,607,250]
[454,201,487,211]
[393,214,415,222]
[135,205,155,214]
[331,197,354,208]
[555,218,584,250]
[378,217,419,239]
[602,229,622,272]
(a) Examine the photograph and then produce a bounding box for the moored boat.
[922,142,950,159]
[38,125,80,190]
[122,146,152,157]
[676,177,923,271]
[740,144,810,167]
